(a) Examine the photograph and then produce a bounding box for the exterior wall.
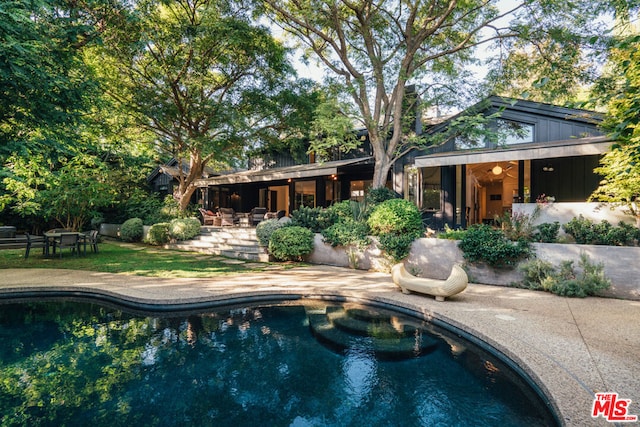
[512,202,636,230]
[308,235,640,300]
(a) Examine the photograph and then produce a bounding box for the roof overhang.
[195,157,373,186]
[414,136,612,168]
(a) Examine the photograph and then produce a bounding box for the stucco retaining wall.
[512,202,637,230]
[308,234,640,300]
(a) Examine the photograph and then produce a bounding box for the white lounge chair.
[391,263,468,301]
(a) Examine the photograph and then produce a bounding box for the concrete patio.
[1,266,638,426]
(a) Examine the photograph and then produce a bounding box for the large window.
[498,119,534,145]
[421,167,441,211]
[350,180,372,202]
[294,181,315,210]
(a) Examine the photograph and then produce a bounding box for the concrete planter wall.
[308,234,640,301]
[99,223,151,240]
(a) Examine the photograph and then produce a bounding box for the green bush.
[438,225,467,240]
[532,222,560,243]
[362,187,397,218]
[169,217,201,241]
[256,219,284,247]
[458,224,531,268]
[367,199,423,262]
[517,254,611,297]
[146,222,171,245]
[367,199,423,236]
[120,218,144,242]
[289,206,323,232]
[377,233,417,261]
[268,226,315,261]
[325,200,357,222]
[563,215,639,245]
[321,220,370,249]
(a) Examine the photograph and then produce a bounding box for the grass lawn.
[0,240,287,278]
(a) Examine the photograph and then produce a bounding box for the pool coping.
[1,266,639,426]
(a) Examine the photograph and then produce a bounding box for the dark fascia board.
[425,95,603,135]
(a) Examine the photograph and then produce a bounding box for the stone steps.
[306,306,439,361]
[165,226,269,262]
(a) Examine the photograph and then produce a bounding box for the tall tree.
[98,0,316,210]
[261,0,603,188]
[588,5,640,223]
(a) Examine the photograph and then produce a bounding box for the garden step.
[163,226,267,262]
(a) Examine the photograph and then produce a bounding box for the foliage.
[168,218,201,241]
[120,218,144,243]
[96,0,317,210]
[377,234,418,262]
[562,215,639,246]
[517,254,611,297]
[321,221,370,249]
[367,199,423,262]
[262,0,602,189]
[256,219,285,247]
[497,209,538,241]
[437,225,468,240]
[367,199,423,236]
[146,222,171,246]
[458,224,531,268]
[324,200,358,223]
[268,226,315,261]
[362,187,398,216]
[532,222,560,243]
[289,206,324,232]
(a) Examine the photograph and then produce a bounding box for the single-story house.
[191,96,611,227]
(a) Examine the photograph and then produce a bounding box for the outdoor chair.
[87,230,99,253]
[249,207,268,226]
[54,233,80,258]
[24,233,46,259]
[199,208,216,226]
[218,208,238,226]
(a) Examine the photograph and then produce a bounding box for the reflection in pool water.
[0,300,557,426]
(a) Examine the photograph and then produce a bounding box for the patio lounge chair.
[218,208,238,226]
[391,263,468,301]
[250,207,268,226]
[199,208,217,226]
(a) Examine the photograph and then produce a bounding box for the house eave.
[195,157,374,187]
[414,136,613,168]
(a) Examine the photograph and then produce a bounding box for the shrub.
[120,218,144,242]
[498,210,536,241]
[256,219,284,247]
[378,233,417,261]
[321,220,370,249]
[532,222,560,243]
[289,206,323,232]
[268,226,315,261]
[458,224,531,268]
[147,222,171,245]
[169,217,201,241]
[325,200,357,222]
[367,199,423,262]
[362,187,397,218]
[518,259,555,290]
[438,225,467,240]
[517,253,610,297]
[563,215,639,245]
[367,199,423,236]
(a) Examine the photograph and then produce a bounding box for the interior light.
[491,165,503,175]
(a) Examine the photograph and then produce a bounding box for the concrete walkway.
[1,266,639,426]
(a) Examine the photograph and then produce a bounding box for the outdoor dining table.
[43,232,88,257]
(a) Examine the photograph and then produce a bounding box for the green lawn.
[0,241,284,278]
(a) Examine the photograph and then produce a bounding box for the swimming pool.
[0,298,558,426]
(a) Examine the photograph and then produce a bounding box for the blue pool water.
[0,299,557,426]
